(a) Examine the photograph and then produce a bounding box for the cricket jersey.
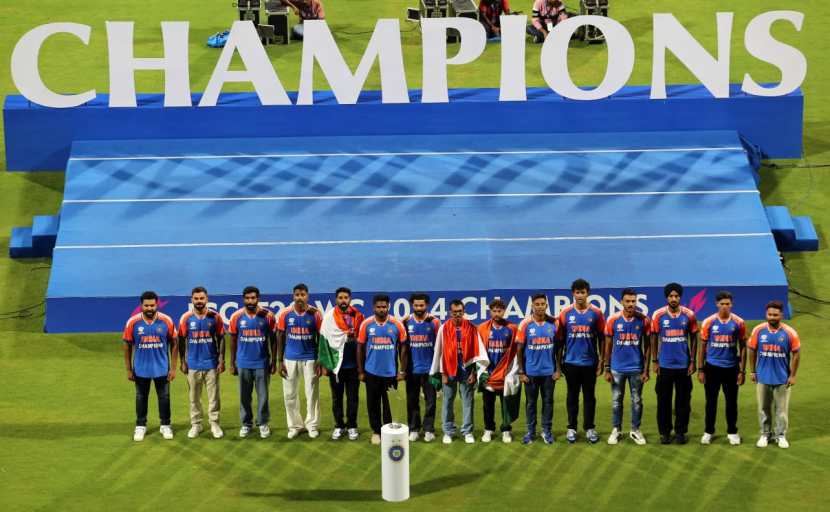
[123,312,177,379]
[179,309,225,371]
[605,312,650,373]
[405,315,440,374]
[516,317,557,377]
[277,306,323,361]
[749,322,801,385]
[558,304,605,367]
[652,306,698,370]
[229,308,275,370]
[358,316,407,378]
[483,320,516,373]
[700,313,746,368]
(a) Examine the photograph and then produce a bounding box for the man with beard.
[357,294,409,445]
[277,283,324,439]
[479,299,519,443]
[178,286,226,439]
[229,286,277,439]
[123,291,178,441]
[324,287,364,441]
[404,293,440,443]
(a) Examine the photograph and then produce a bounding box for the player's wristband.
[739,370,746,374]
[652,359,658,363]
[603,365,611,371]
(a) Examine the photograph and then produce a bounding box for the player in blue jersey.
[479,298,518,443]
[178,286,226,439]
[603,288,651,445]
[326,287,365,441]
[404,293,440,443]
[358,294,409,445]
[558,279,606,444]
[517,293,561,445]
[123,291,178,442]
[650,283,698,444]
[698,291,747,445]
[229,286,277,439]
[748,300,801,449]
[277,283,324,440]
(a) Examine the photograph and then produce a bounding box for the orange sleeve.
[604,316,614,337]
[556,310,567,341]
[228,312,239,335]
[395,319,407,343]
[178,314,188,338]
[165,317,177,340]
[215,314,226,336]
[748,325,761,350]
[699,318,711,342]
[122,318,135,343]
[268,312,277,331]
[515,321,527,343]
[357,319,369,344]
[595,309,606,336]
[314,310,323,330]
[276,309,287,331]
[786,326,801,351]
[688,312,699,334]
[738,319,747,341]
[651,312,661,334]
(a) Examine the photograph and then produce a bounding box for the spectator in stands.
[284,0,325,41]
[527,0,569,43]
[480,0,511,40]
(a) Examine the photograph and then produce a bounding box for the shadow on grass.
[244,471,483,502]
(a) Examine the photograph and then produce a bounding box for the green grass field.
[0,1,828,510]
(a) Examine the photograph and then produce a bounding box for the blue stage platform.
[3,84,803,171]
[44,130,787,332]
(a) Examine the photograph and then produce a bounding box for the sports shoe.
[347,428,359,441]
[660,434,673,445]
[629,430,647,445]
[502,431,513,443]
[777,436,790,449]
[481,430,494,443]
[423,431,435,443]
[727,433,741,446]
[133,426,147,442]
[188,424,203,439]
[308,428,320,439]
[409,432,420,442]
[259,425,271,439]
[522,432,535,445]
[674,433,688,445]
[566,429,577,444]
[607,427,621,445]
[210,423,224,439]
[756,434,769,448]
[287,428,301,439]
[464,433,475,444]
[160,425,174,440]
[542,430,555,444]
[443,434,453,444]
[371,433,381,445]
[331,428,344,441]
[239,425,251,438]
[586,429,599,444]
[700,433,713,445]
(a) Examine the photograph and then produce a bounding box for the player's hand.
[652,363,660,376]
[442,374,449,385]
[467,373,477,386]
[126,369,135,382]
[595,364,604,377]
[397,371,406,382]
[687,363,696,376]
[603,370,612,383]
[359,372,366,382]
[180,362,188,374]
[697,370,706,384]
[167,369,176,382]
[787,375,796,387]
[519,374,529,384]
[314,362,324,378]
[231,364,238,376]
[270,362,278,375]
[552,371,561,381]
[279,362,288,378]
[641,371,650,384]
[494,27,501,36]
[750,372,757,383]
[321,366,329,377]
[737,372,745,386]
[217,361,226,374]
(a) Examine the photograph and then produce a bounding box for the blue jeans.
[525,376,555,434]
[442,379,475,435]
[611,370,643,430]
[239,368,270,427]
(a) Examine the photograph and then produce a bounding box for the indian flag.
[318,306,357,378]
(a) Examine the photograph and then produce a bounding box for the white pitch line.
[54,233,772,250]
[62,189,760,205]
[67,146,746,162]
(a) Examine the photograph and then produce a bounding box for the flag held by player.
[319,306,352,378]
[429,319,490,383]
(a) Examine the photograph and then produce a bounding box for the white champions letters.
[10,11,806,108]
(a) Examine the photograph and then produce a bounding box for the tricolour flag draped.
[318,306,363,378]
[429,319,490,381]
[478,319,521,424]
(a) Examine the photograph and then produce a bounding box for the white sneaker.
[331,428,344,440]
[239,425,251,438]
[409,432,420,442]
[700,432,713,445]
[629,430,646,445]
[423,431,435,443]
[607,427,622,445]
[259,425,271,439]
[347,428,359,441]
[756,435,769,448]
[160,425,174,440]
[133,426,147,442]
[502,431,513,444]
[210,423,224,439]
[286,428,301,439]
[481,430,494,443]
[777,436,789,449]
[308,428,320,439]
[442,434,453,444]
[371,433,381,445]
[727,433,741,446]
[188,424,203,439]
[464,433,475,444]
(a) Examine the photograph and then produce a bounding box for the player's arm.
[553,333,563,381]
[123,341,134,381]
[737,323,748,385]
[641,326,651,383]
[275,328,288,378]
[230,333,239,375]
[747,345,757,383]
[398,338,410,382]
[168,327,178,381]
[788,350,800,386]
[177,334,188,373]
[649,332,659,375]
[357,320,367,381]
[268,323,278,375]
[688,331,698,375]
